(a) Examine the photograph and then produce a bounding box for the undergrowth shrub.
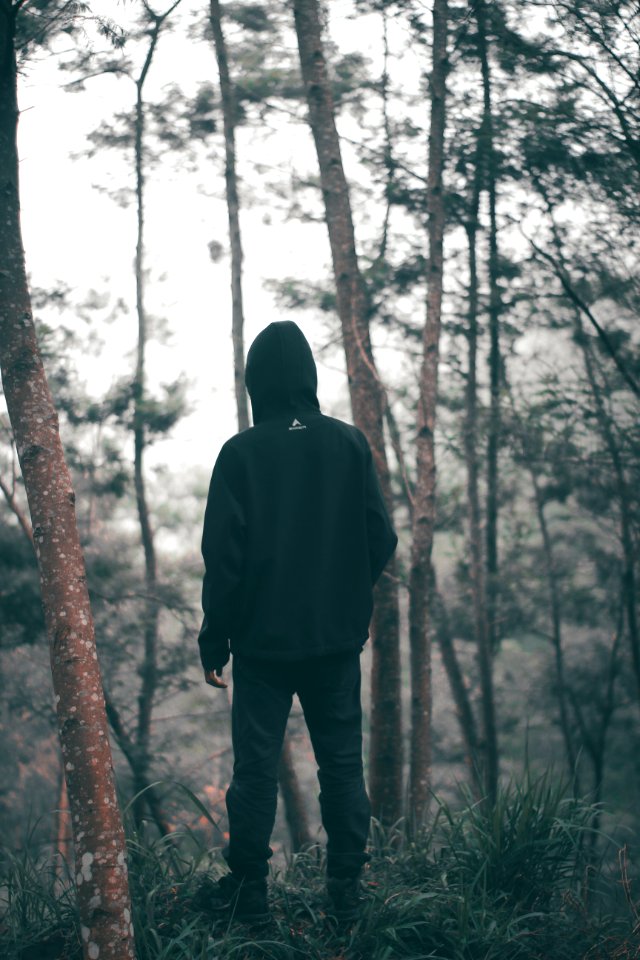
[0,775,637,959]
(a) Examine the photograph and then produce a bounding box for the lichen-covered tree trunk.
[209,0,250,432]
[292,0,402,824]
[0,6,135,957]
[408,0,449,821]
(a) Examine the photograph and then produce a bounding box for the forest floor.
[1,776,639,960]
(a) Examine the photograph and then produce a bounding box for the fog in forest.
[0,1,639,957]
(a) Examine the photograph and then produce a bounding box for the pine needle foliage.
[0,776,638,960]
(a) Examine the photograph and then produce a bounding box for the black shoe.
[210,873,270,924]
[327,876,362,921]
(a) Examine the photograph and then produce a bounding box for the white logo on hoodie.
[289,418,306,431]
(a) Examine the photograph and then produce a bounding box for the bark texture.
[407,0,449,821]
[292,0,402,823]
[209,0,250,431]
[0,6,135,957]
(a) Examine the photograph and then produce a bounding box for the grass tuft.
[0,774,638,959]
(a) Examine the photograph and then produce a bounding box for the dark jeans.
[223,650,371,880]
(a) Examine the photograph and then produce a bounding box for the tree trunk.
[473,0,500,803]
[0,470,33,543]
[568,623,621,864]
[104,691,171,835]
[463,166,498,804]
[278,736,313,852]
[407,0,449,822]
[460,195,492,799]
[385,409,482,797]
[509,385,578,788]
[431,586,482,796]
[528,461,578,788]
[292,0,402,824]
[0,6,135,957]
[55,762,72,878]
[131,8,178,827]
[209,0,310,843]
[209,0,250,431]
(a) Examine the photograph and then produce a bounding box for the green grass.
[1,775,638,959]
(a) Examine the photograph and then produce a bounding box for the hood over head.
[245,321,320,425]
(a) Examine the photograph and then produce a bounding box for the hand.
[204,668,228,689]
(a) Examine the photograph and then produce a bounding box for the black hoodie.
[198,320,397,672]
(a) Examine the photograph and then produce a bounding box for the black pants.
[223,649,371,880]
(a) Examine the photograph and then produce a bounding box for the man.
[198,320,397,923]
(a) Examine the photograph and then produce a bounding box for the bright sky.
[16,0,420,477]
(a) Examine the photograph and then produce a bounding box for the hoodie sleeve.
[365,442,398,585]
[198,443,246,672]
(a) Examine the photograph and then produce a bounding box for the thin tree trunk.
[588,625,620,857]
[528,461,578,788]
[209,0,309,842]
[407,0,449,822]
[431,586,482,795]
[384,392,482,797]
[376,5,393,268]
[460,205,493,800]
[131,4,181,826]
[568,623,621,863]
[0,6,134,956]
[278,737,313,851]
[0,470,33,543]
[55,763,72,876]
[472,0,500,803]
[384,402,481,796]
[384,402,414,519]
[209,0,250,431]
[104,691,171,835]
[474,0,501,652]
[292,0,402,824]
[508,386,578,787]
[0,461,172,835]
[132,33,161,827]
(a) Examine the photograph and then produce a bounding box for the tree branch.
[526,234,640,398]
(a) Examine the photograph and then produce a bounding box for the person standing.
[198,320,397,922]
